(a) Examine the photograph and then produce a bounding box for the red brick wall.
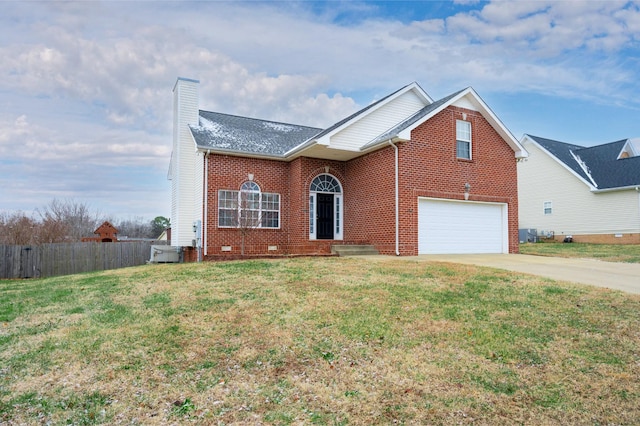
[345,146,397,254]
[203,154,349,258]
[200,105,520,259]
[287,157,347,254]
[204,154,291,257]
[402,105,520,254]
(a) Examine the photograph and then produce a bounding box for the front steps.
[331,245,379,256]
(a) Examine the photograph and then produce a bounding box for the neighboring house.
[169,77,527,259]
[81,221,118,242]
[518,135,640,244]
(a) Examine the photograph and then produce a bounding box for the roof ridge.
[526,134,586,149]
[198,109,322,131]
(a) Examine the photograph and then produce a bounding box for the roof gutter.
[388,139,400,256]
[196,145,286,161]
[591,184,640,193]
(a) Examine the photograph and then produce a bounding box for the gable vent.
[618,138,640,159]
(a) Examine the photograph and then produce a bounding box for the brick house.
[169,78,527,259]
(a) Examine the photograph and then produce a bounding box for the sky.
[1,1,639,221]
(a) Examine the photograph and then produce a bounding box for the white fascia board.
[617,138,640,159]
[592,184,640,193]
[395,88,468,140]
[315,135,331,146]
[282,135,318,158]
[462,88,527,159]
[394,87,528,158]
[521,134,596,190]
[409,82,434,103]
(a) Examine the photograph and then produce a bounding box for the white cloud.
[0,0,638,218]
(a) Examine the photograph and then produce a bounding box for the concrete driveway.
[411,254,640,295]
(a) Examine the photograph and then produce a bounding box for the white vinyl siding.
[330,90,427,151]
[518,139,640,235]
[418,198,507,254]
[171,78,200,246]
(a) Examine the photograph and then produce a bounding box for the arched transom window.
[309,174,343,240]
[310,174,342,193]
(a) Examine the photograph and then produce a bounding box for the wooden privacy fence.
[0,242,156,279]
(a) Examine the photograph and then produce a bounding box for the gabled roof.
[365,89,466,148]
[94,221,117,234]
[524,134,640,191]
[307,82,433,145]
[189,83,525,161]
[366,87,526,158]
[190,111,322,157]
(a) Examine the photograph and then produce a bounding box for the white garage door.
[418,198,507,254]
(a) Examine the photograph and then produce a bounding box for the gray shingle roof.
[189,84,477,160]
[527,134,640,190]
[190,111,322,157]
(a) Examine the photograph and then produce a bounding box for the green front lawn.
[1,258,639,424]
[520,242,640,263]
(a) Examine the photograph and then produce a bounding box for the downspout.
[388,140,400,255]
[204,149,210,257]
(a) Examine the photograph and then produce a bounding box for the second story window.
[456,120,471,160]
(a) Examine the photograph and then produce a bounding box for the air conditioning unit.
[149,245,180,263]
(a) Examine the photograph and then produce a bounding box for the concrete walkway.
[367,254,640,295]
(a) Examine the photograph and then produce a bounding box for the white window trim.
[309,193,343,240]
[543,201,553,215]
[456,119,472,160]
[309,174,343,241]
[218,186,281,229]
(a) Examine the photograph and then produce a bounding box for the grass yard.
[1,257,639,425]
[520,242,640,263]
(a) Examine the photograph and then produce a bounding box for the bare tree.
[113,217,153,239]
[36,217,70,244]
[0,212,38,245]
[1,198,166,245]
[36,199,102,242]
[237,187,262,256]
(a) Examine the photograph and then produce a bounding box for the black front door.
[317,193,334,240]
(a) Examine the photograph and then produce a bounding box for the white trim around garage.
[418,197,508,254]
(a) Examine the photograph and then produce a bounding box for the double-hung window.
[218,190,239,227]
[456,120,472,160]
[543,201,552,215]
[218,182,280,228]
